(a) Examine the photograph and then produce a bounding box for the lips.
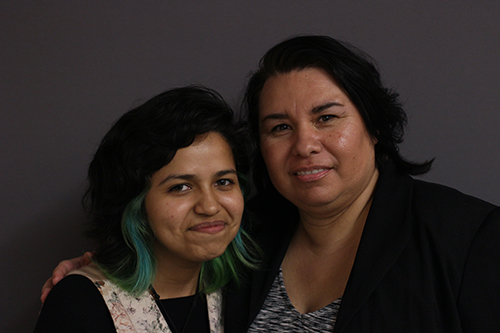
[293,166,331,181]
[188,221,226,234]
[295,168,327,176]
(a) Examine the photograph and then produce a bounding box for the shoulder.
[411,179,498,227]
[373,163,499,254]
[41,274,104,310]
[34,274,115,332]
[406,179,500,267]
[379,162,497,220]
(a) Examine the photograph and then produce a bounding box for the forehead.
[152,132,236,181]
[259,68,349,115]
[175,132,234,163]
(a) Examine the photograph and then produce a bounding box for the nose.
[292,125,322,157]
[194,189,221,216]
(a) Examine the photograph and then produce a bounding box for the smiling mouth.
[189,221,226,234]
[295,168,327,176]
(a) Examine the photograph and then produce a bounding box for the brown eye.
[272,124,291,132]
[318,115,336,122]
[168,184,191,193]
[215,179,235,187]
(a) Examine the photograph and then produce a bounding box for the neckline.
[277,267,342,315]
[150,286,199,333]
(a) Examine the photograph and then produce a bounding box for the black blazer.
[225,162,500,332]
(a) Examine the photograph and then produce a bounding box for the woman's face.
[258,68,378,216]
[144,131,243,267]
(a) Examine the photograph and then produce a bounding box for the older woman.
[42,36,500,332]
[35,86,259,332]
[223,36,500,332]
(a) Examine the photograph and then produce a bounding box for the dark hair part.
[85,85,259,294]
[244,35,433,191]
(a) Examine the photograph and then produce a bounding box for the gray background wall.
[1,1,499,331]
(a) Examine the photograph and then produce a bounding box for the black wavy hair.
[84,85,258,294]
[244,35,433,191]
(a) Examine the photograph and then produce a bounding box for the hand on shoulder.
[40,252,93,303]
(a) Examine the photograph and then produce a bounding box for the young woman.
[35,86,259,333]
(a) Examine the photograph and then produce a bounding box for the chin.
[291,190,338,207]
[197,247,228,262]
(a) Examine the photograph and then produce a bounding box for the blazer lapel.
[334,163,414,332]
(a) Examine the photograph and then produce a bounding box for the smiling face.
[144,132,243,268]
[258,68,378,217]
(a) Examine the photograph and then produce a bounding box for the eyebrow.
[157,169,237,186]
[261,101,343,123]
[260,113,288,123]
[311,102,343,114]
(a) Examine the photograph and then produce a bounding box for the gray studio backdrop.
[1,1,499,331]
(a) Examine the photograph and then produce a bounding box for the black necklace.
[150,285,199,333]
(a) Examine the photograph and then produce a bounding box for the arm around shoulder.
[40,252,94,303]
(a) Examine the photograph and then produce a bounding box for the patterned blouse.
[70,264,223,333]
[248,267,342,332]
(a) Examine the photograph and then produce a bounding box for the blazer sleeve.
[457,207,500,332]
[34,274,116,332]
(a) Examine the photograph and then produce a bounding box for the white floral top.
[70,264,223,333]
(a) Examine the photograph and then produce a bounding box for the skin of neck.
[295,168,379,253]
[152,248,203,299]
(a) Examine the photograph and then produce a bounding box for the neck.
[152,251,202,299]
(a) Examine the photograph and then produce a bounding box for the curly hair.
[244,35,433,191]
[84,86,259,295]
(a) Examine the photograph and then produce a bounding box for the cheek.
[260,139,272,160]
[335,126,372,156]
[336,133,349,151]
[146,200,188,233]
[225,194,245,220]
[260,140,286,179]
[344,132,377,174]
